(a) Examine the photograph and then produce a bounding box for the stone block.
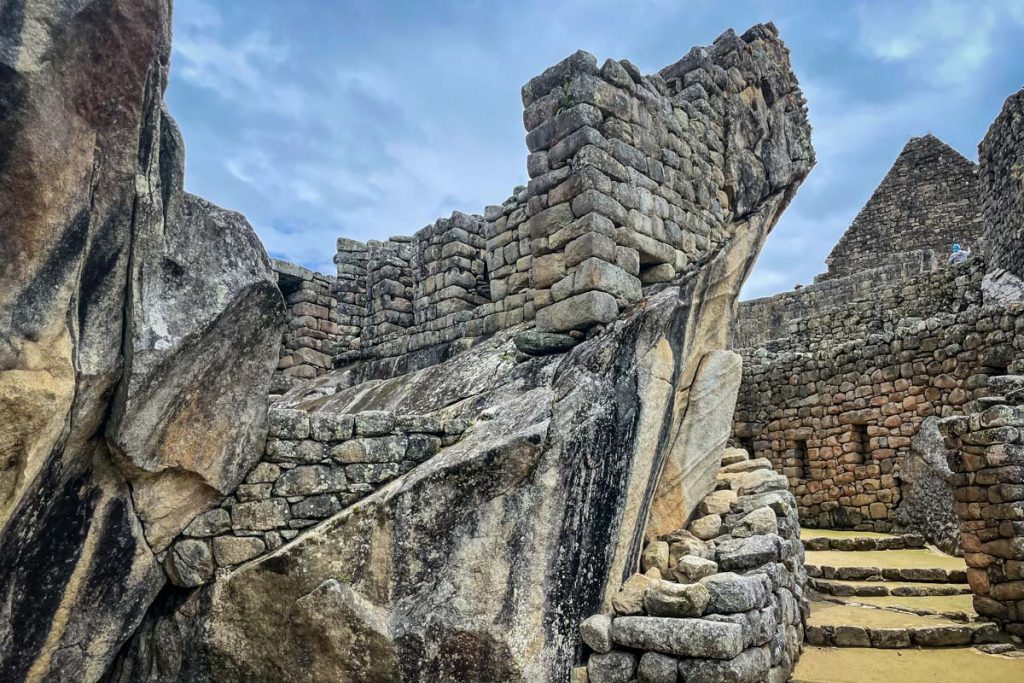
[535,291,619,333]
[309,413,355,441]
[587,650,637,683]
[611,616,744,659]
[643,579,711,617]
[268,409,310,439]
[332,436,408,464]
[231,499,290,531]
[354,411,396,436]
[212,536,266,566]
[182,508,231,537]
[273,466,347,497]
[574,257,642,301]
[580,614,613,654]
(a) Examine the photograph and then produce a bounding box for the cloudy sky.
[166,0,1024,300]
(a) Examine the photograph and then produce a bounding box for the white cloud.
[855,0,1023,85]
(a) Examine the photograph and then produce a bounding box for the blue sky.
[166,0,1024,299]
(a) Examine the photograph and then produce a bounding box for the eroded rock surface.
[0,1,285,680]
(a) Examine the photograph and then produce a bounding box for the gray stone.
[580,614,613,654]
[676,645,770,683]
[637,651,679,683]
[535,290,619,332]
[611,617,744,659]
[331,436,408,464]
[716,535,780,571]
[245,462,282,484]
[405,434,442,462]
[700,572,770,613]
[269,409,311,439]
[165,540,215,587]
[292,494,344,519]
[345,463,403,484]
[309,413,355,442]
[731,507,778,538]
[182,509,231,537]
[273,466,347,497]
[354,411,396,436]
[514,331,581,355]
[671,555,719,583]
[588,650,637,683]
[213,536,266,566]
[644,579,711,617]
[232,499,291,531]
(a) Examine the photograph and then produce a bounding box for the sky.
[166,0,1024,300]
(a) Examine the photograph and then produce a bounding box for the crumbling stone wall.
[735,256,981,348]
[581,450,806,682]
[817,134,982,282]
[162,407,467,586]
[734,280,1023,532]
[979,87,1024,282]
[273,260,343,389]
[322,24,810,376]
[941,377,1024,638]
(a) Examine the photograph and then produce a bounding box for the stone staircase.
[792,527,1024,682]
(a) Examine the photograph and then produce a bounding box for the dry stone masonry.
[816,134,982,283]
[272,260,344,390]
[295,24,812,378]
[940,368,1024,638]
[162,407,467,585]
[580,449,807,683]
[980,87,1024,284]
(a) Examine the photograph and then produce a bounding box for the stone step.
[793,646,1024,683]
[805,602,999,648]
[805,548,968,584]
[720,447,749,467]
[833,592,977,622]
[802,532,925,552]
[809,577,972,597]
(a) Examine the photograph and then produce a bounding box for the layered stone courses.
[579,449,808,682]
[979,87,1024,282]
[735,280,1021,532]
[315,24,811,370]
[940,374,1024,637]
[162,407,467,586]
[272,259,344,389]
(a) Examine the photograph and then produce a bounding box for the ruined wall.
[734,281,1023,532]
[941,376,1024,638]
[273,260,343,390]
[734,254,978,347]
[979,87,1024,282]
[817,134,982,282]
[320,25,811,378]
[161,407,467,585]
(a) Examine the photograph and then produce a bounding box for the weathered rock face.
[892,416,961,555]
[0,2,285,680]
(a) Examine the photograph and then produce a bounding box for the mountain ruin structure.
[2,1,1024,682]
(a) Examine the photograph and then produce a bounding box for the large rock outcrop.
[110,24,813,682]
[0,2,285,680]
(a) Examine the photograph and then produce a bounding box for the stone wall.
[273,260,344,390]
[940,373,1024,638]
[736,258,984,349]
[734,295,1024,533]
[162,407,467,586]
[817,134,982,282]
[321,25,811,377]
[979,87,1024,282]
[734,251,966,347]
[580,449,806,682]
